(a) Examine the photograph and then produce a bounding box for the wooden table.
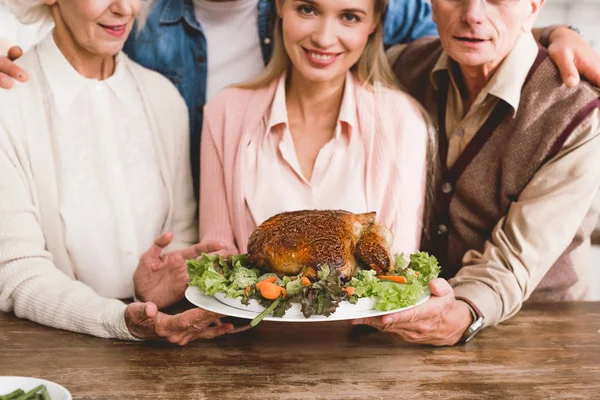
[1,302,599,400]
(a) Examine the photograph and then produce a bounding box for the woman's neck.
[286,69,346,126]
[52,26,115,80]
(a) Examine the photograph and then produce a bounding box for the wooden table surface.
[1,302,599,400]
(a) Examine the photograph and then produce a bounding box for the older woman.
[0,0,233,344]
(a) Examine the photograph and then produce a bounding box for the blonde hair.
[237,0,438,242]
[238,0,398,90]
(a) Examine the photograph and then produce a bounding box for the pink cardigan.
[199,75,429,255]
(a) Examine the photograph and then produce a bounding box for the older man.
[355,0,600,346]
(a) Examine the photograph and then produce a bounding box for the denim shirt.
[123,0,437,189]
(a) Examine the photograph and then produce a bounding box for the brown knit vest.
[393,38,600,300]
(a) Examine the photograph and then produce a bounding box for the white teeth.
[309,52,335,61]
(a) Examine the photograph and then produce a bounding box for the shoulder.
[1,48,40,105]
[126,55,183,102]
[125,54,188,119]
[360,84,425,122]
[203,84,277,130]
[0,49,41,135]
[204,86,258,116]
[529,55,600,114]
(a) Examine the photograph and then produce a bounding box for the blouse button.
[437,224,449,236]
[441,182,453,194]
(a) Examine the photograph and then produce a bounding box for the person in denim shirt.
[122,0,438,195]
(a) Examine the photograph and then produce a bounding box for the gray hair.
[2,0,52,25]
[2,0,155,30]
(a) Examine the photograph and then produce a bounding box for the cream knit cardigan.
[0,45,197,340]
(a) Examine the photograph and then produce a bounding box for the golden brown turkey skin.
[246,210,393,278]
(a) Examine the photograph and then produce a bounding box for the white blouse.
[244,73,367,228]
[38,34,168,299]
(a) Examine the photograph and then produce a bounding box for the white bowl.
[0,376,72,400]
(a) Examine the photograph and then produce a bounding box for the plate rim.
[185,285,430,323]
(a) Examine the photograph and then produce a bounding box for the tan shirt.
[389,33,600,326]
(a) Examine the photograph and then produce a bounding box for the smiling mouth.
[99,23,127,31]
[455,36,488,43]
[302,47,341,61]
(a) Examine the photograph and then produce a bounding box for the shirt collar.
[430,51,452,90]
[485,33,539,116]
[38,32,130,118]
[160,0,185,23]
[266,71,358,137]
[429,32,539,117]
[160,0,201,31]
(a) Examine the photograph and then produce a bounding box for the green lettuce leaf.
[375,281,424,311]
[394,253,409,271]
[285,278,304,297]
[409,252,441,286]
[347,269,379,298]
[229,264,259,290]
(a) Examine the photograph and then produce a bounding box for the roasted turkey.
[246,210,394,279]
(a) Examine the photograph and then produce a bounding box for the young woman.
[0,0,233,344]
[199,0,432,256]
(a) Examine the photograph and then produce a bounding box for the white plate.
[185,286,430,322]
[0,376,72,400]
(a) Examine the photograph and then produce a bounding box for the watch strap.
[456,296,485,344]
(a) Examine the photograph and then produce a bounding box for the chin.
[93,42,127,56]
[296,65,346,83]
[450,52,495,68]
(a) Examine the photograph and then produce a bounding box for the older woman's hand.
[125,302,234,345]
[351,279,473,347]
[133,232,224,310]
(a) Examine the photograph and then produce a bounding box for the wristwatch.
[568,25,583,38]
[456,297,485,344]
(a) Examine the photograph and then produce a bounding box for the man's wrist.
[539,25,563,48]
[455,299,475,334]
[540,24,583,48]
[455,297,485,343]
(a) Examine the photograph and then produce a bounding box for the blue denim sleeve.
[382,0,438,47]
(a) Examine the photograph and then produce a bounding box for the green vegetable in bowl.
[1,384,52,400]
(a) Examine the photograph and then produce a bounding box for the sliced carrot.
[301,277,311,286]
[259,282,286,300]
[343,287,355,296]
[256,276,277,290]
[415,271,420,277]
[244,286,252,296]
[379,275,408,284]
